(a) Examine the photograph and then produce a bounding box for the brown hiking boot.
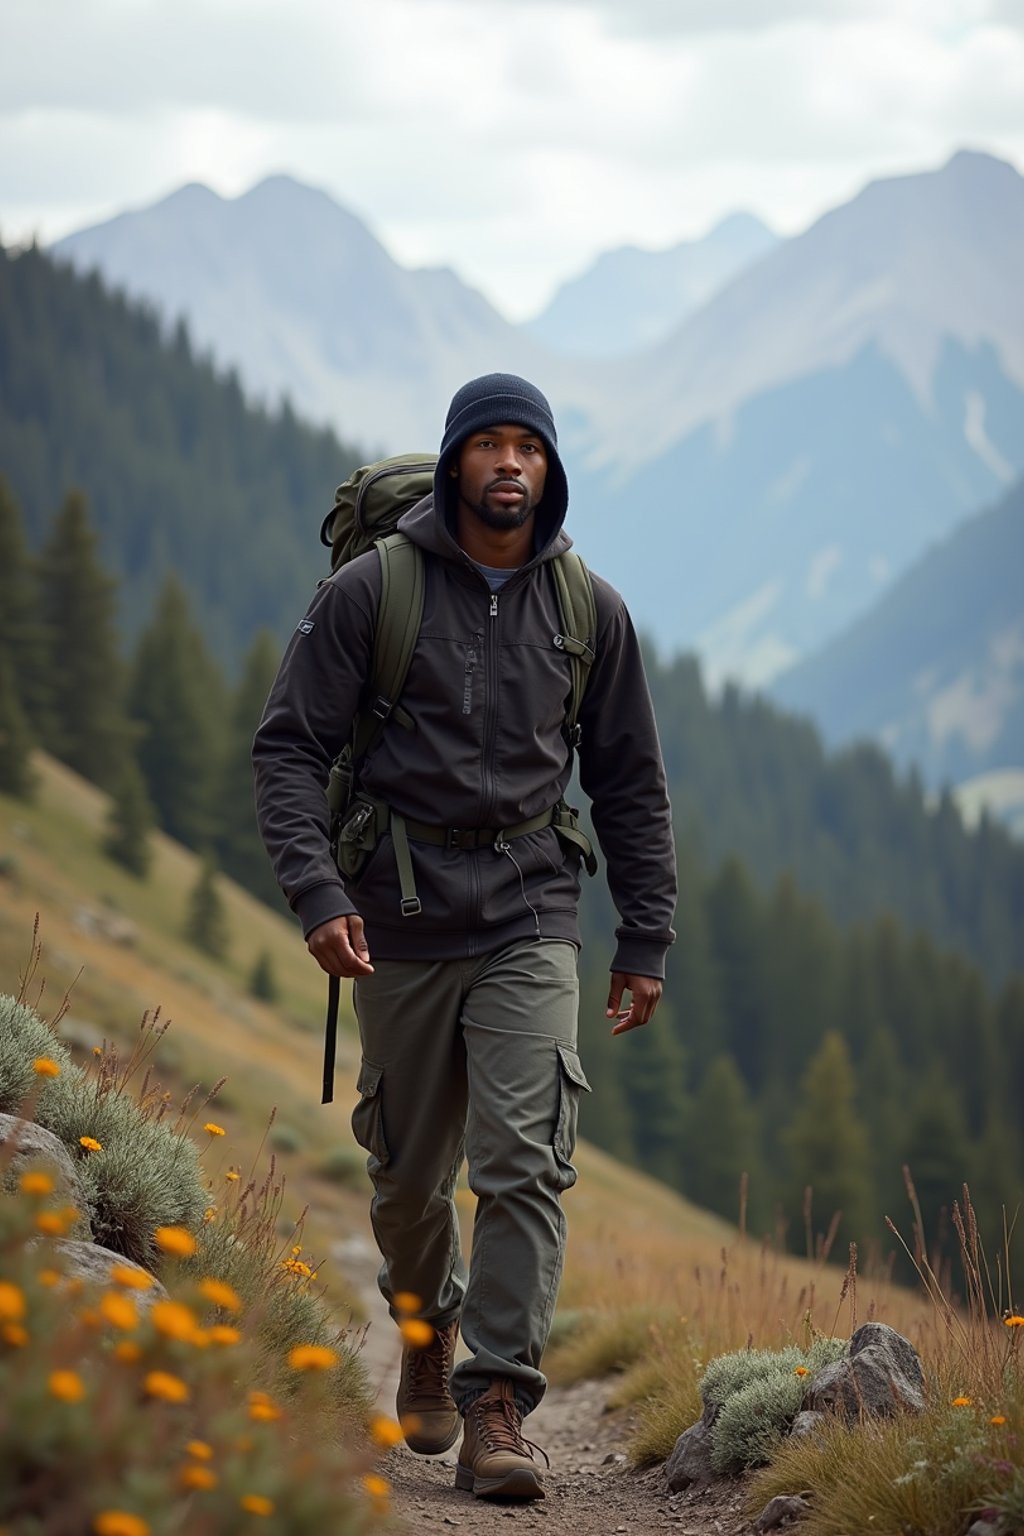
[395,1320,460,1455]
[455,1379,547,1500]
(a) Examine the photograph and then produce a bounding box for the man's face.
[454,423,548,531]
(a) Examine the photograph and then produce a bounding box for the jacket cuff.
[294,881,357,939]
[610,938,670,980]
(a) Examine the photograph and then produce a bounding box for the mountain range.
[773,475,1024,798]
[50,150,1024,736]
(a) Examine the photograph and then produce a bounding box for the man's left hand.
[606,973,663,1034]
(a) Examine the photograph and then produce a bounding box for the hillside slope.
[0,752,755,1314]
[774,475,1024,793]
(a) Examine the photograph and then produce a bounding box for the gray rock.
[805,1322,924,1420]
[666,1404,719,1491]
[789,1410,826,1440]
[756,1494,812,1531]
[54,1240,167,1303]
[0,1113,83,1206]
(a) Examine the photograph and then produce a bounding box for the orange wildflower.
[144,1370,189,1403]
[18,1170,54,1196]
[99,1292,139,1331]
[198,1277,241,1312]
[153,1226,197,1258]
[108,1264,154,1291]
[32,1057,60,1077]
[49,1370,86,1402]
[399,1318,434,1349]
[287,1343,339,1371]
[0,1282,26,1323]
[150,1301,198,1342]
[79,1137,103,1153]
[178,1464,217,1490]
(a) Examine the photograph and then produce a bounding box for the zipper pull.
[489,594,498,619]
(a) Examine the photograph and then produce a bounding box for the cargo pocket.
[553,1043,592,1190]
[350,1059,389,1173]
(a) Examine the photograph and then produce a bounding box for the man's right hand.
[307,915,375,978]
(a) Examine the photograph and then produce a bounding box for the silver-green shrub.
[0,995,71,1111]
[0,994,208,1265]
[703,1336,850,1474]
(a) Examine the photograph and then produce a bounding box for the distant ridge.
[773,474,1024,793]
[529,211,779,358]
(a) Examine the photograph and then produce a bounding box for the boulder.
[54,1239,167,1303]
[756,1494,813,1531]
[805,1322,924,1421]
[789,1410,826,1440]
[0,1113,84,1207]
[666,1402,718,1491]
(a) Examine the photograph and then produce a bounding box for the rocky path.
[350,1246,758,1536]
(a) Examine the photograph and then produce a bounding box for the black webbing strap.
[322,973,340,1105]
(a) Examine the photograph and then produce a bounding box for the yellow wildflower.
[203,1207,216,1223]
[225,1169,240,1182]
[203,1122,226,1137]
[952,1395,973,1407]
[35,1208,77,1236]
[393,1291,422,1314]
[239,1495,274,1516]
[153,1226,197,1258]
[399,1318,434,1349]
[150,1301,198,1342]
[99,1291,138,1332]
[144,1370,189,1404]
[0,1282,26,1323]
[363,1473,390,1511]
[49,1370,86,1403]
[3,1323,28,1347]
[206,1324,240,1346]
[178,1464,217,1490]
[198,1277,242,1312]
[287,1343,339,1371]
[370,1415,404,1448]
[18,1170,54,1196]
[79,1136,103,1153]
[186,1440,214,1461]
[93,1514,150,1536]
[1005,1314,1024,1328]
[108,1264,154,1291]
[32,1057,60,1077]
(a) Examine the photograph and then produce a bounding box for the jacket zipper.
[480,592,499,825]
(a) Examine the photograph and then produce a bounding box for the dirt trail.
[351,1246,758,1536]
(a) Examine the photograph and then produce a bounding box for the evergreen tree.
[783,1031,873,1257]
[618,1000,688,1187]
[129,575,226,849]
[215,628,282,903]
[899,1067,972,1265]
[706,858,769,1091]
[247,948,279,1002]
[0,477,49,734]
[37,489,130,787]
[685,1054,761,1227]
[102,753,155,877]
[0,653,35,799]
[185,854,231,959]
[664,852,723,1083]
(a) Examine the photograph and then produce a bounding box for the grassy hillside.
[0,753,927,1347]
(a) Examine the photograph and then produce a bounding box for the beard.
[463,479,538,531]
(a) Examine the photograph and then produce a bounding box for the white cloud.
[3,0,1024,318]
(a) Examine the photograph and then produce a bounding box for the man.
[253,374,676,1501]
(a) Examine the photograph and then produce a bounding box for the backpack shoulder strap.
[551,550,597,747]
[352,532,424,762]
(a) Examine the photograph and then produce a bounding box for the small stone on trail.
[603,1451,626,1465]
[756,1493,812,1531]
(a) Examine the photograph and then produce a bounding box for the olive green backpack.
[317,452,598,1102]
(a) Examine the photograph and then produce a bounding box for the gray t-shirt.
[473,562,520,592]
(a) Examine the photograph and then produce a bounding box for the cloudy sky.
[4,0,1024,319]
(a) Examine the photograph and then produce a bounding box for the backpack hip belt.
[335,795,597,918]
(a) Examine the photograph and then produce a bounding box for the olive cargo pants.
[351,939,589,1412]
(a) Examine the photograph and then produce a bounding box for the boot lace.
[472,1391,550,1467]
[406,1324,454,1401]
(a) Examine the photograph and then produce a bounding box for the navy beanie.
[436,373,568,521]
